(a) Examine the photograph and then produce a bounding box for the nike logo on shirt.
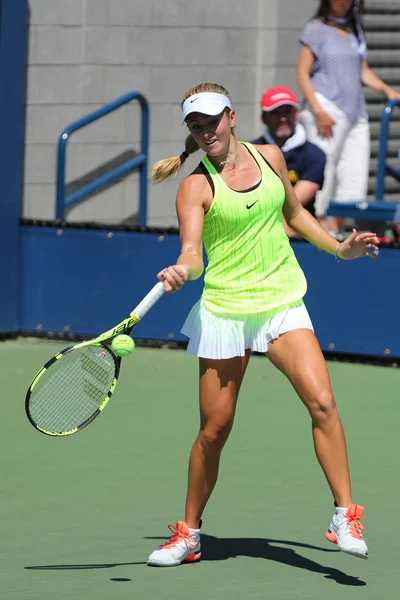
[246,201,259,209]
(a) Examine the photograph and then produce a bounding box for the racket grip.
[132,281,165,319]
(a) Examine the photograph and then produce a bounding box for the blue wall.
[0,0,28,330]
[19,226,399,358]
[2,2,397,358]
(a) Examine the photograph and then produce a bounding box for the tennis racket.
[25,281,165,437]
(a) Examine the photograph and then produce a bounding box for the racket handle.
[132,281,165,320]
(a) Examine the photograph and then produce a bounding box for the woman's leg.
[266,328,351,506]
[147,350,251,566]
[185,351,252,528]
[266,327,368,558]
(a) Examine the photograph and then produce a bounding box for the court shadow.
[145,534,366,587]
[25,561,146,570]
[24,535,367,586]
[203,534,366,586]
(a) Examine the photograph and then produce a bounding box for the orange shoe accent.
[183,551,202,563]
[345,504,365,540]
[159,521,199,553]
[326,531,338,544]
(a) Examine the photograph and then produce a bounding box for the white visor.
[182,92,232,122]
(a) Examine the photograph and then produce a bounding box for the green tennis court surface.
[1,339,398,599]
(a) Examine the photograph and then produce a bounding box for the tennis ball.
[111,334,135,357]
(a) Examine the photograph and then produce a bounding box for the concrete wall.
[24,0,316,227]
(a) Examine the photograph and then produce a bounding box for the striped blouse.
[300,19,367,124]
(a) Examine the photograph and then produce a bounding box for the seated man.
[252,86,326,236]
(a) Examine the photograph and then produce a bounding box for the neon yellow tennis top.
[201,142,307,314]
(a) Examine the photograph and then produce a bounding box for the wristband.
[335,243,343,262]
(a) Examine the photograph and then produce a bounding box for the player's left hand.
[337,229,380,260]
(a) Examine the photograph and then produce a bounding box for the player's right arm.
[158,172,208,293]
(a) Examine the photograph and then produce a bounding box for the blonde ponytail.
[152,134,200,183]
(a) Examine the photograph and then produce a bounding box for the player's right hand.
[157,264,188,293]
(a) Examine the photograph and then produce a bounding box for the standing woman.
[297,0,400,234]
[147,83,378,567]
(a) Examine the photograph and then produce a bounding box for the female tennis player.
[147,83,378,566]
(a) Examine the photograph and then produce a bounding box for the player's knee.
[200,418,234,447]
[308,390,337,424]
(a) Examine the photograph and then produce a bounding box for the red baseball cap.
[260,86,299,111]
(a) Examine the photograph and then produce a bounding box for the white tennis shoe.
[147,521,201,567]
[326,504,368,559]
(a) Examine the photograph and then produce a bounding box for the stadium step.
[364,0,400,201]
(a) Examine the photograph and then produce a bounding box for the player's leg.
[267,329,350,504]
[185,351,252,527]
[147,351,251,567]
[266,328,368,558]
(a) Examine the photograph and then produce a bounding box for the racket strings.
[28,346,116,433]
[81,353,114,387]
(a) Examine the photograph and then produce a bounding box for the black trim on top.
[235,180,261,194]
[234,143,263,193]
[256,150,282,180]
[198,162,215,197]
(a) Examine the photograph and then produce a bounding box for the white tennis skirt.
[181,298,314,359]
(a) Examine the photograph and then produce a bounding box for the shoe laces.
[159,523,197,550]
[344,504,365,540]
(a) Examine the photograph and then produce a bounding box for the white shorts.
[181,299,314,359]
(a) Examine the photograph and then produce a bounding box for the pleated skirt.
[181,298,314,359]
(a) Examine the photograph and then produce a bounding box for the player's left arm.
[258,145,379,259]
[293,180,320,206]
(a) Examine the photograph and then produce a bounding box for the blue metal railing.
[56,91,149,225]
[375,99,400,202]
